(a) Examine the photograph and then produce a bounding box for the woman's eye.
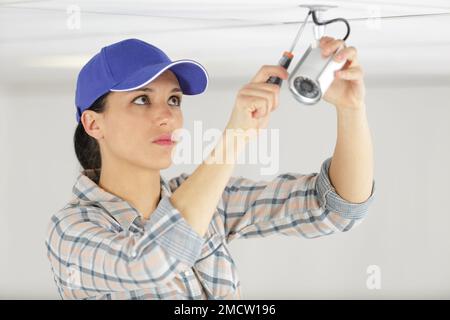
[132,95,181,106]
[132,95,150,105]
[169,95,181,106]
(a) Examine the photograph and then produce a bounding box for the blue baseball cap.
[75,38,209,123]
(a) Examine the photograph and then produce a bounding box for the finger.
[321,39,345,57]
[239,91,270,118]
[243,95,269,119]
[251,65,289,84]
[333,46,359,68]
[245,82,280,106]
[240,87,276,115]
[246,82,281,94]
[319,36,335,48]
[335,67,364,81]
[244,83,280,111]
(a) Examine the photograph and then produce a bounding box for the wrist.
[336,104,369,131]
[336,102,366,115]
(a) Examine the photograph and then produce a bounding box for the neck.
[98,158,162,221]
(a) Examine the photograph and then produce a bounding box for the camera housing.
[288,42,346,105]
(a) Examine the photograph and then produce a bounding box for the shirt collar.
[70,168,173,230]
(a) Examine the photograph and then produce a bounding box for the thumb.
[251,65,288,84]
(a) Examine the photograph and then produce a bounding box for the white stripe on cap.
[109,59,209,93]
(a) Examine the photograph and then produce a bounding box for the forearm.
[170,130,243,237]
[329,104,374,203]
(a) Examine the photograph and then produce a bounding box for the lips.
[152,132,176,145]
[153,140,174,146]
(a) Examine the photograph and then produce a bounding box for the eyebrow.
[131,87,182,93]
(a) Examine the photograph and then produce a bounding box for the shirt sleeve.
[221,157,376,243]
[45,196,205,295]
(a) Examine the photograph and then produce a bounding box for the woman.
[45,37,375,300]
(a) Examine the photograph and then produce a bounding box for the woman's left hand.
[320,36,366,111]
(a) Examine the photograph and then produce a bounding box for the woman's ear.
[81,110,104,140]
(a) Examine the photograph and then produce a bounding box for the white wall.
[0,76,449,299]
[1,0,450,299]
[230,83,450,299]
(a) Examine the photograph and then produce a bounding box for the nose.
[153,103,176,126]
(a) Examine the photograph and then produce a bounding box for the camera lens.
[294,76,319,99]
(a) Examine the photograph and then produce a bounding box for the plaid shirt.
[45,157,375,299]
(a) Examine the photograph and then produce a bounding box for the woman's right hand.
[225,65,289,142]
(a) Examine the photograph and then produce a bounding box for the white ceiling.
[0,0,449,88]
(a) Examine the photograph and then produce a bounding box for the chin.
[159,161,173,170]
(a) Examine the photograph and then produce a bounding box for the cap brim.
[110,59,209,95]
